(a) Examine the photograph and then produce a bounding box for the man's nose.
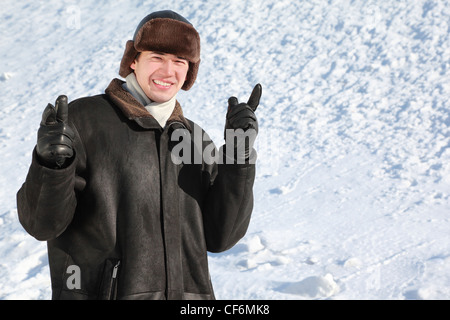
[160,60,175,76]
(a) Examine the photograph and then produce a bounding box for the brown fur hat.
[119,11,201,91]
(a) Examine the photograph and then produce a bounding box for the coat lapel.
[105,78,191,131]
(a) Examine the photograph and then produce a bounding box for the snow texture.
[1,0,450,300]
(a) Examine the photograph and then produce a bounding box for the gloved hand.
[36,95,75,168]
[224,84,262,163]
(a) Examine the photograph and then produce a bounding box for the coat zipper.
[112,261,120,279]
[109,260,120,300]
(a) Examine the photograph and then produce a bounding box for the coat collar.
[105,78,192,131]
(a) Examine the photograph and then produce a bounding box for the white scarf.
[123,73,176,128]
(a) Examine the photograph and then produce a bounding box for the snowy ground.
[1,0,450,300]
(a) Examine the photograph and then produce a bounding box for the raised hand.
[225,83,261,133]
[224,84,262,163]
[36,95,75,168]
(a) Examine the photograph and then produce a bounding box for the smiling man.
[17,10,261,300]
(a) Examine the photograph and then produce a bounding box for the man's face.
[131,51,189,103]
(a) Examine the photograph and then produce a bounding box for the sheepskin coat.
[17,78,255,300]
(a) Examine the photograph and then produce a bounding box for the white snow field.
[1,0,449,300]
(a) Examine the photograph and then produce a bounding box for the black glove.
[224,84,262,162]
[36,95,75,168]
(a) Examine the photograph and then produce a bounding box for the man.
[16,10,261,300]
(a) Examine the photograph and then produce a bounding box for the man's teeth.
[154,80,171,87]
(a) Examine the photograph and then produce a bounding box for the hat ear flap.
[119,40,138,78]
[182,60,200,91]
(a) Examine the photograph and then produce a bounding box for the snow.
[1,0,450,300]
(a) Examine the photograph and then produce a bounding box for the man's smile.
[153,79,172,88]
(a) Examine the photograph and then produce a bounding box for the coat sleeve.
[16,149,79,241]
[202,146,256,253]
[16,110,86,242]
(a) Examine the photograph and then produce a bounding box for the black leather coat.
[17,79,255,300]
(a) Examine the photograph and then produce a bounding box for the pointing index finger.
[247,84,262,112]
[55,95,69,123]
